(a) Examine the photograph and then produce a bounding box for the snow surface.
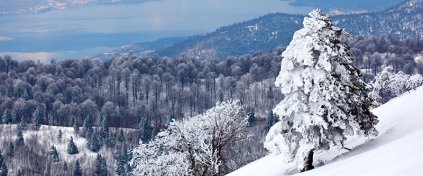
[228,86,423,176]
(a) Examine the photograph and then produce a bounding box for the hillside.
[0,125,137,175]
[156,0,423,59]
[228,86,423,176]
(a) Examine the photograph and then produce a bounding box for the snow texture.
[229,86,423,176]
[131,99,247,176]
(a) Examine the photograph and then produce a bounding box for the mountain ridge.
[153,0,422,59]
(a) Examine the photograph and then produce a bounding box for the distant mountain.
[155,0,423,59]
[93,37,187,60]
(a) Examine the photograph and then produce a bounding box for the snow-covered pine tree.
[1,109,12,124]
[50,146,60,162]
[264,9,378,172]
[247,107,256,127]
[67,137,79,155]
[0,150,7,176]
[16,127,24,146]
[73,160,82,176]
[73,118,79,135]
[95,154,108,176]
[32,104,44,130]
[87,132,102,152]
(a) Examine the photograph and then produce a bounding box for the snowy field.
[228,86,423,176]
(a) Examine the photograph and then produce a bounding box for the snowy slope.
[228,86,423,176]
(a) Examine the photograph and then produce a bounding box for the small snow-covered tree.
[50,146,60,162]
[1,109,12,124]
[131,99,247,176]
[67,137,79,155]
[369,66,395,104]
[0,150,7,176]
[73,160,82,176]
[87,132,102,152]
[73,118,79,135]
[370,67,423,104]
[264,9,378,172]
[16,127,24,146]
[32,104,45,130]
[95,154,108,176]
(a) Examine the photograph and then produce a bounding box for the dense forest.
[0,35,422,175]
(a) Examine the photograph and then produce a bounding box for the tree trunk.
[301,149,314,172]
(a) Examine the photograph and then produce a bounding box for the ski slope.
[228,86,423,176]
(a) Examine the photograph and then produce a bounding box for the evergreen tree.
[73,160,82,176]
[67,137,79,155]
[140,121,153,143]
[87,132,102,152]
[100,114,110,139]
[0,150,7,176]
[32,105,43,130]
[265,111,278,132]
[103,133,115,148]
[16,127,24,146]
[73,118,79,135]
[18,118,26,131]
[116,147,130,176]
[58,130,63,140]
[50,146,60,162]
[63,162,68,171]
[11,109,18,124]
[1,109,12,124]
[247,107,256,127]
[117,129,125,143]
[94,154,108,176]
[264,9,378,172]
[81,116,93,138]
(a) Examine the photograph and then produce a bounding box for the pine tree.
[1,109,12,124]
[73,160,82,176]
[116,147,129,176]
[73,118,79,135]
[87,132,102,152]
[50,146,60,162]
[18,118,26,131]
[264,9,378,172]
[0,150,7,176]
[140,120,153,143]
[95,154,108,176]
[117,129,125,143]
[63,162,68,171]
[58,130,63,140]
[81,116,93,138]
[11,109,18,124]
[247,107,256,127]
[100,114,110,139]
[32,105,43,130]
[67,137,79,155]
[16,127,24,146]
[265,111,278,132]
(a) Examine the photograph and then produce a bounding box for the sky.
[0,0,401,62]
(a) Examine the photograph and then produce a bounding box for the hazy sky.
[0,0,401,61]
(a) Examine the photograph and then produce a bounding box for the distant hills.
[147,0,423,59]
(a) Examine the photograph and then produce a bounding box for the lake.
[0,0,316,62]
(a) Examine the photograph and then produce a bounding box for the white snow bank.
[229,87,423,176]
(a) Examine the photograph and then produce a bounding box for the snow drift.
[229,86,423,176]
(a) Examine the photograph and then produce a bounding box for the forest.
[0,35,422,175]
